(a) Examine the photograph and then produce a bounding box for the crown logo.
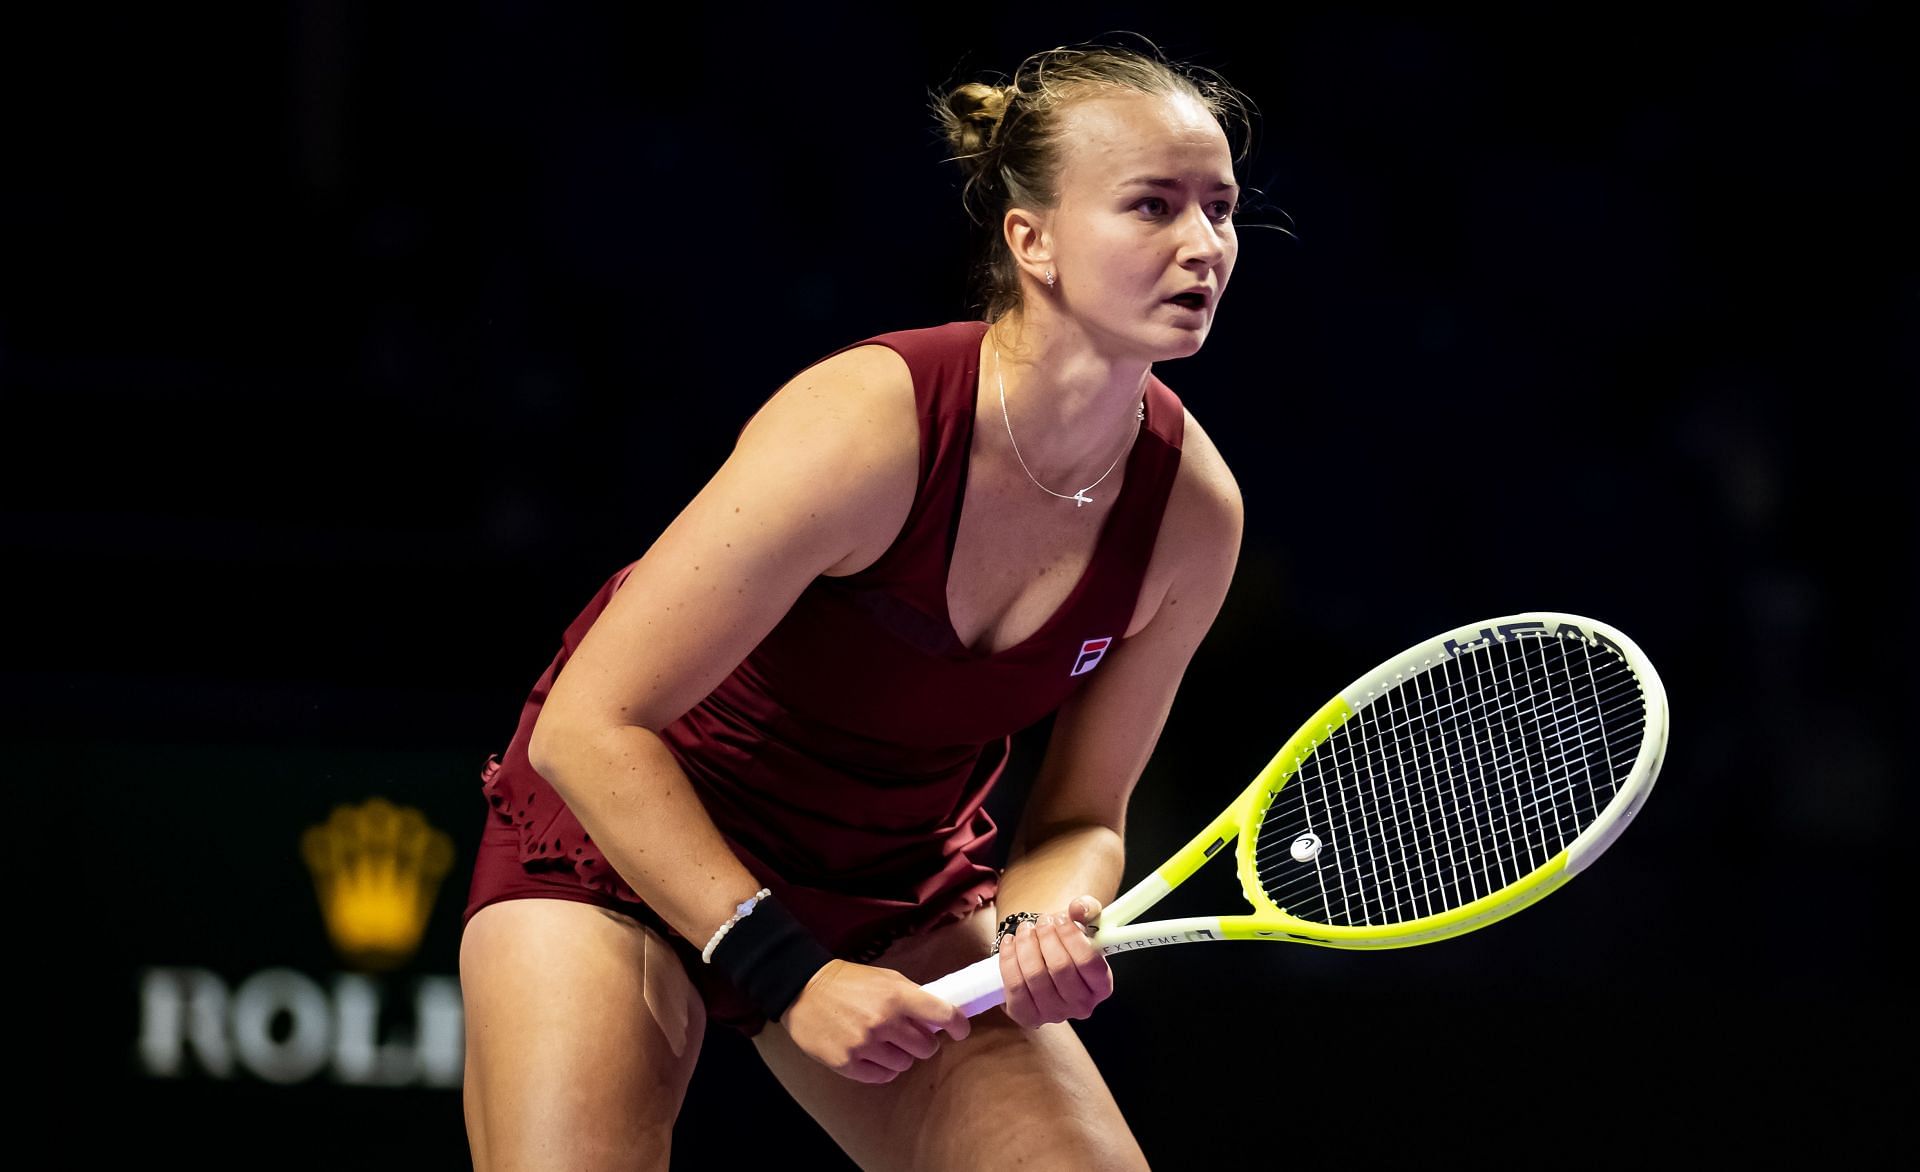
[300,798,455,971]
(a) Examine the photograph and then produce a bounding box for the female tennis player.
[460,37,1252,1170]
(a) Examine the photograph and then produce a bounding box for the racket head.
[1225,612,1667,948]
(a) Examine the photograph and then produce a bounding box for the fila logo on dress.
[1070,637,1113,677]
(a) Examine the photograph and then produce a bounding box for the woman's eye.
[1137,197,1238,220]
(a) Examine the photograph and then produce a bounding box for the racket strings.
[1251,633,1646,928]
[1291,635,1636,920]
[1261,682,1643,893]
[1289,637,1625,920]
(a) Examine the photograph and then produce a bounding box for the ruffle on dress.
[475,749,997,960]
[478,750,646,905]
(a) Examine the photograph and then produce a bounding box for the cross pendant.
[1072,490,1093,507]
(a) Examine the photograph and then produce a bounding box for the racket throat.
[1100,873,1175,928]
[1092,916,1226,954]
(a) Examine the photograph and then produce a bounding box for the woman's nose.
[1178,207,1227,264]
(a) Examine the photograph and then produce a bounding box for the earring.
[1045,269,1055,288]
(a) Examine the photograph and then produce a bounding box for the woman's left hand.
[995,895,1114,1029]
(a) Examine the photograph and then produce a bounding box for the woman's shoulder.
[1119,397,1242,641]
[765,319,979,419]
[740,318,990,467]
[831,320,985,402]
[1160,402,1244,575]
[755,318,988,456]
[741,328,922,445]
[730,336,925,576]
[856,318,988,349]
[1171,403,1242,523]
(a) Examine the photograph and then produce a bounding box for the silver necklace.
[993,336,1144,508]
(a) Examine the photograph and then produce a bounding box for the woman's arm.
[530,342,916,948]
[994,410,1245,1026]
[528,344,971,1080]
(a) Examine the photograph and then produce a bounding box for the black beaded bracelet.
[704,892,836,1024]
[992,911,1042,954]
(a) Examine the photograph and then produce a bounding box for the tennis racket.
[921,611,1669,1017]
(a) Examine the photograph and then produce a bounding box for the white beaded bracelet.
[701,887,773,964]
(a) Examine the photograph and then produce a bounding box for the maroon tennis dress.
[463,319,1186,1036]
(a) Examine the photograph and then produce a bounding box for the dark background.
[8,2,1910,1166]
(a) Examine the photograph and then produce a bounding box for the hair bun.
[942,81,1012,157]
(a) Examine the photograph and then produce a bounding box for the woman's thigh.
[460,896,708,1172]
[750,903,1149,1171]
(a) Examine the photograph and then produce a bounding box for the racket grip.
[919,955,1005,1018]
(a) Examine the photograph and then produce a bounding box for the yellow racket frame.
[1101,696,1575,949]
[922,612,1668,1015]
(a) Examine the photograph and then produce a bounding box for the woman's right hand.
[779,959,971,1083]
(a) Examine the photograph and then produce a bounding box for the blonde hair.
[930,34,1258,323]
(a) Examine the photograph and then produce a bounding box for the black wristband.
[705,893,836,1024]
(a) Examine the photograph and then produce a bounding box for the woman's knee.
[460,898,707,1170]
[755,995,1146,1170]
[932,1016,1148,1169]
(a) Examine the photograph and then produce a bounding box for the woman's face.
[1036,90,1239,360]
